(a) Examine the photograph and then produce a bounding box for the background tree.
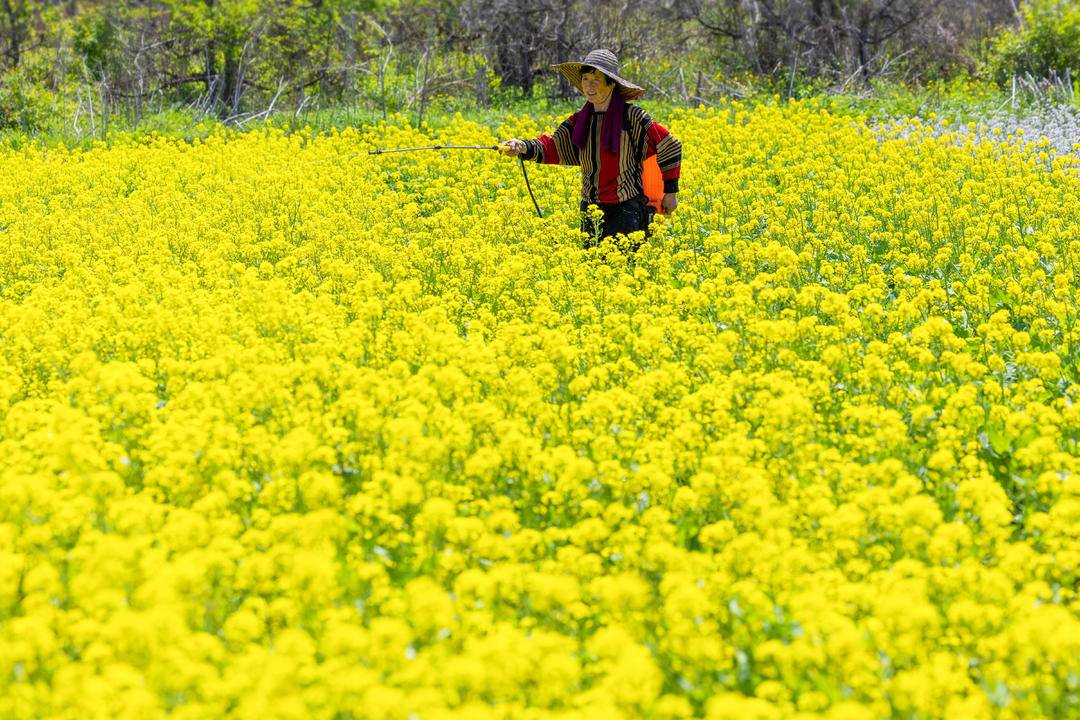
[674,0,1019,87]
[990,0,1080,85]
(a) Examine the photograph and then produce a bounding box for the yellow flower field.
[0,103,1078,719]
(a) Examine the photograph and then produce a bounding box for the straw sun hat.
[552,49,645,101]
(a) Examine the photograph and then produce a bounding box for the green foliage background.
[0,0,1078,139]
[990,0,1080,85]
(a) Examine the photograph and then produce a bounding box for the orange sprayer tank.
[642,154,668,214]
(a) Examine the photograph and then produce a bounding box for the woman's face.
[580,69,611,102]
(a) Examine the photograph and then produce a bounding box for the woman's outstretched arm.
[500,115,581,166]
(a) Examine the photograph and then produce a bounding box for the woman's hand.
[662,193,678,213]
[500,139,525,156]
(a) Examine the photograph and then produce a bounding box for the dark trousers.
[581,195,655,249]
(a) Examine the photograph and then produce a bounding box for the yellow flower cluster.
[0,103,1078,719]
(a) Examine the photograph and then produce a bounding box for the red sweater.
[521,104,682,205]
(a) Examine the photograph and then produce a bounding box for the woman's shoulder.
[624,103,652,125]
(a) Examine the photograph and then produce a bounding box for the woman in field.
[500,49,682,247]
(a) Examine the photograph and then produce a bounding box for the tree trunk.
[222,44,239,114]
[1,0,23,69]
[204,42,216,98]
[203,0,216,99]
[856,4,872,87]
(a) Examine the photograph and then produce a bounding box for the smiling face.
[580,68,613,103]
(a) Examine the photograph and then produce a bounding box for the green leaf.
[986,424,1011,455]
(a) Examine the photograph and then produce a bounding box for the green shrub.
[0,68,55,133]
[73,9,120,82]
[989,0,1080,85]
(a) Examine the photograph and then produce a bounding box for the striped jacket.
[520,104,682,205]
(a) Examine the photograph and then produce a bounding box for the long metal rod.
[367,144,498,154]
[368,143,544,219]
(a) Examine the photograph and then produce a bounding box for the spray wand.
[367,144,543,218]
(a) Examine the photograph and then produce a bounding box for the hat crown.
[581,49,620,76]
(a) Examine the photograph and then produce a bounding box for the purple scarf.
[570,90,625,155]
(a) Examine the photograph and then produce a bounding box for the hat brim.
[552,62,645,101]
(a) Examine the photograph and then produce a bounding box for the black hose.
[519,156,543,218]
